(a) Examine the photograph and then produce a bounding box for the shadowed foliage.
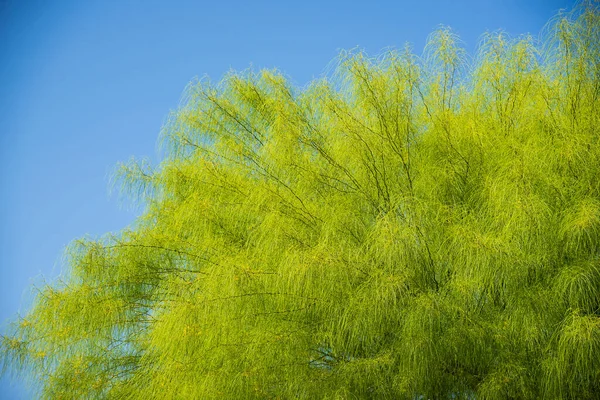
[2,2,600,399]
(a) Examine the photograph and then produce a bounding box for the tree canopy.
[2,3,600,399]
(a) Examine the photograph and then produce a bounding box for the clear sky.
[0,0,577,397]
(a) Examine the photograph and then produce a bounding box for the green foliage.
[2,3,600,399]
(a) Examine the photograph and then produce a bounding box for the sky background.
[0,0,578,397]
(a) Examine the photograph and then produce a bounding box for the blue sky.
[0,0,577,397]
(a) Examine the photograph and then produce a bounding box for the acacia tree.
[2,3,600,399]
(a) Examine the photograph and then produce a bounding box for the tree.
[2,3,600,399]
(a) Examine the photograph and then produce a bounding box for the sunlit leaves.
[2,2,600,399]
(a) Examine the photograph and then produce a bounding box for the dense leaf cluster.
[2,3,600,399]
